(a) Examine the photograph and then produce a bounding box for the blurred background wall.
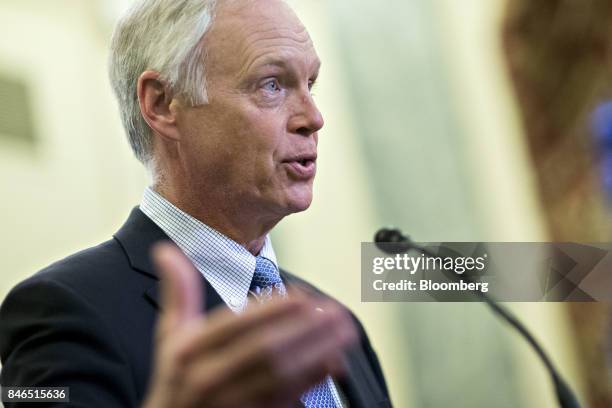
[1,0,610,407]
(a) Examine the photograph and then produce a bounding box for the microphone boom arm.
[374,228,581,408]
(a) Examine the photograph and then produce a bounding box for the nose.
[288,91,324,137]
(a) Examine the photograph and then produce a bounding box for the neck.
[152,183,281,256]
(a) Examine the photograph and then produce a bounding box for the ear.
[137,71,181,142]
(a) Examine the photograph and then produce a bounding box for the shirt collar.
[139,187,278,312]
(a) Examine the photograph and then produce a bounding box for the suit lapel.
[338,347,390,408]
[142,279,226,313]
[114,207,226,313]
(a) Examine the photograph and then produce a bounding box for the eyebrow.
[246,56,322,77]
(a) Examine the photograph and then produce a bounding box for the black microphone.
[374,227,581,408]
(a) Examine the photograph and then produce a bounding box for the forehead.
[206,0,319,76]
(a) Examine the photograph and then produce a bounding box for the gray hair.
[108,0,219,166]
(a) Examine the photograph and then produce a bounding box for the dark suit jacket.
[0,208,392,407]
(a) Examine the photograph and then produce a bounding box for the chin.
[287,198,312,213]
[282,186,314,214]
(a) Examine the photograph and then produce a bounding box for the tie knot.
[250,256,286,300]
[252,256,281,287]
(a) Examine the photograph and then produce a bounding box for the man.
[0,0,391,407]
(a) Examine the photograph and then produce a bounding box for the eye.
[261,79,281,93]
[308,78,318,93]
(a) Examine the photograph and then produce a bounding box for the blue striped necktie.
[251,256,339,407]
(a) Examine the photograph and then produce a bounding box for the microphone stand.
[374,228,581,408]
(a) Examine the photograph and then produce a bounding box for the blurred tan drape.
[503,1,612,406]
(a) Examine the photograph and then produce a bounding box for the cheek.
[239,111,286,163]
[182,100,288,180]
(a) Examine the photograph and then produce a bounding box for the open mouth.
[283,155,317,179]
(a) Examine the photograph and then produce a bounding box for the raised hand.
[142,242,358,408]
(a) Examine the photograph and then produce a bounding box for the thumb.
[152,242,204,333]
